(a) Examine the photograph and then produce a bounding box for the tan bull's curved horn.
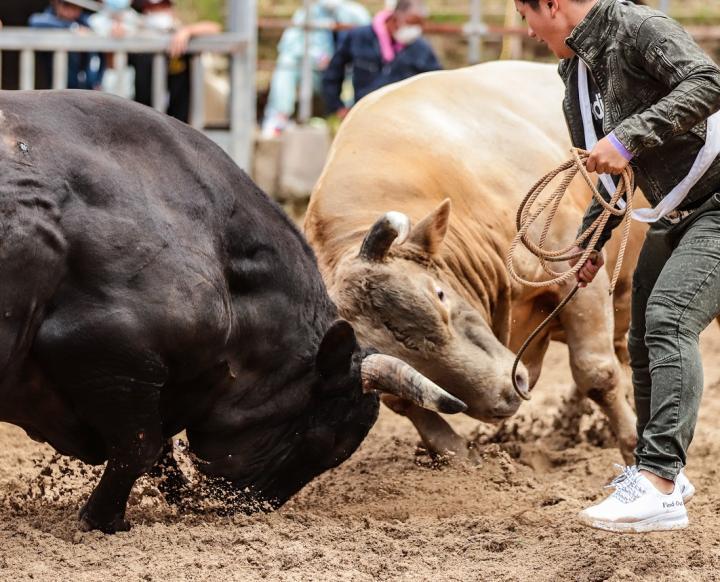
[361,354,467,414]
[358,212,411,262]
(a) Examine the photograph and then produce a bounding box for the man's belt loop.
[665,208,694,224]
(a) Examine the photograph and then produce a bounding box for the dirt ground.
[2,327,720,582]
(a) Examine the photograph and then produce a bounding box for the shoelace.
[605,464,646,504]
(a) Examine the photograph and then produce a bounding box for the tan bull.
[305,61,644,463]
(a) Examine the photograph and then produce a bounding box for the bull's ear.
[316,320,358,378]
[358,211,411,262]
[407,199,451,255]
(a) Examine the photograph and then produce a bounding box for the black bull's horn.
[360,354,467,414]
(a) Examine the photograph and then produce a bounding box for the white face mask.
[144,10,175,31]
[393,24,423,45]
[104,0,131,12]
[318,0,342,11]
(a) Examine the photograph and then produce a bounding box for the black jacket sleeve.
[322,33,353,114]
[420,42,442,73]
[613,15,720,155]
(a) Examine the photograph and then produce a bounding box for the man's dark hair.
[395,0,428,15]
[518,0,643,7]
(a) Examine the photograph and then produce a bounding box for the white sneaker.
[578,466,688,533]
[677,469,696,503]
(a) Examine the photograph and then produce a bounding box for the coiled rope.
[506,148,636,400]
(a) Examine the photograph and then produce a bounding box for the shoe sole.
[578,509,689,533]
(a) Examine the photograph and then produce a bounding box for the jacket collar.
[565,0,616,65]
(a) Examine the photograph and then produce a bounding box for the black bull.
[0,90,465,533]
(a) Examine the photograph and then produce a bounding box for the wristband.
[608,132,634,161]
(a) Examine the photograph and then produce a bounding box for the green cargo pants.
[629,193,720,481]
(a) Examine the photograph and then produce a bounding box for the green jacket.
[559,0,720,249]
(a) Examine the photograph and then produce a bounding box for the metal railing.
[0,1,257,170]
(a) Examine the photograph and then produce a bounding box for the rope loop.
[507,149,636,401]
[506,148,636,296]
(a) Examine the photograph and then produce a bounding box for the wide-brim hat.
[132,0,174,10]
[60,0,103,10]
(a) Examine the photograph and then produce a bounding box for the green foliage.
[174,0,225,23]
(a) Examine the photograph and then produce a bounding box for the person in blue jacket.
[29,0,105,90]
[322,0,441,120]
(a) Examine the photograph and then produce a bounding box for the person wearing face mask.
[261,0,371,138]
[85,0,142,98]
[321,0,441,122]
[87,0,140,37]
[29,0,106,89]
[128,0,220,122]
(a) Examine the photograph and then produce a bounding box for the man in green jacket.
[515,0,720,532]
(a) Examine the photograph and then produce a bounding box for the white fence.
[0,0,257,170]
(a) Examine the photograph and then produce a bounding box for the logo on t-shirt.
[592,92,605,122]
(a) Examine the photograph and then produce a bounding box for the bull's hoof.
[78,506,131,534]
[464,446,482,466]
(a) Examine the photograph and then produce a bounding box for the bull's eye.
[435,287,445,302]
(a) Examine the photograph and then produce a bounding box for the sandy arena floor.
[2,325,720,581]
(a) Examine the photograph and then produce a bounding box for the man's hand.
[586,136,630,175]
[111,20,127,38]
[316,54,331,71]
[168,22,221,58]
[169,28,192,58]
[568,245,604,288]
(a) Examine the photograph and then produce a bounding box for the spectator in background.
[130,0,221,122]
[29,0,105,89]
[261,0,371,138]
[87,0,142,98]
[322,0,440,120]
[88,0,140,37]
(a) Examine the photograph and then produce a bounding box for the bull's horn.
[358,211,411,262]
[361,354,467,414]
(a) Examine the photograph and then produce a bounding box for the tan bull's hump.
[307,62,580,269]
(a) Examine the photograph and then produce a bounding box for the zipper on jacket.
[654,45,678,76]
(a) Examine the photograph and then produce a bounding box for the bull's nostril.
[513,372,530,400]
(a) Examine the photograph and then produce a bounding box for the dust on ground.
[2,327,720,581]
